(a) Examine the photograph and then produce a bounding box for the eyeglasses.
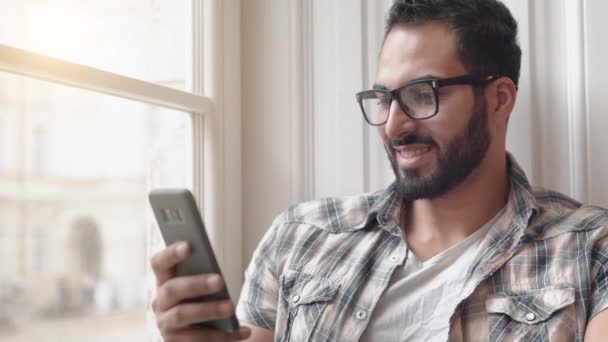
[355,74,501,126]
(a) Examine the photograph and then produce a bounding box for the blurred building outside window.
[0,1,208,341]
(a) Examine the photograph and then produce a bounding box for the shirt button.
[355,310,367,320]
[390,255,399,263]
[525,312,536,321]
[292,295,300,303]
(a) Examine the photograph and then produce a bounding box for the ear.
[485,76,517,128]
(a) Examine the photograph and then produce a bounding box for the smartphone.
[148,188,240,333]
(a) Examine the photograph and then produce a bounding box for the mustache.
[389,134,437,148]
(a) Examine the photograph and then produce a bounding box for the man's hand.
[150,242,251,342]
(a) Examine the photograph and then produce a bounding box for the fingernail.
[176,242,188,255]
[207,274,222,288]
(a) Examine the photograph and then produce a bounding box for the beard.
[386,95,491,201]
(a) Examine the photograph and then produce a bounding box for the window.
[0,0,188,90]
[0,1,229,341]
[0,72,192,340]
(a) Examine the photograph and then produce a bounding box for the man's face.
[376,23,491,200]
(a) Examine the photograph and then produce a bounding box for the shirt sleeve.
[236,220,282,330]
[589,228,608,319]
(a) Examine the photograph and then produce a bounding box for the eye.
[414,91,434,104]
[376,96,391,108]
[404,89,434,107]
[400,82,435,107]
[369,92,390,108]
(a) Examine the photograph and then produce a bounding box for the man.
[150,0,608,340]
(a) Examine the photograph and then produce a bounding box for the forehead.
[376,22,467,89]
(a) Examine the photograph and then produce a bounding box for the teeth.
[400,147,430,158]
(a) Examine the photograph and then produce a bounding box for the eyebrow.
[373,74,438,91]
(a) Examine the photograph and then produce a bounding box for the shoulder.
[249,189,391,268]
[271,189,386,234]
[527,186,608,240]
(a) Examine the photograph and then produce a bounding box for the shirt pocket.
[280,270,340,342]
[485,284,577,342]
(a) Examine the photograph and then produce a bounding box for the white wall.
[577,1,608,206]
[242,0,392,264]
[513,0,608,206]
[242,0,293,266]
[241,0,608,272]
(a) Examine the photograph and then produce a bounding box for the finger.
[155,273,224,311]
[150,242,191,286]
[232,326,253,341]
[160,300,234,330]
[163,326,251,342]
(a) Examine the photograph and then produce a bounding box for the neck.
[403,152,509,261]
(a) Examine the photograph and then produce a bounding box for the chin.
[399,160,436,179]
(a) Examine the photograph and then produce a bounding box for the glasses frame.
[355,74,502,126]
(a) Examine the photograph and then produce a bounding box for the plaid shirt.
[236,156,608,341]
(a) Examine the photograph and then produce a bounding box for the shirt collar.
[366,182,402,231]
[503,153,539,232]
[367,153,539,233]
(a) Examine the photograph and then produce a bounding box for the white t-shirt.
[359,208,504,342]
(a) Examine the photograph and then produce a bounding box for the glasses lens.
[398,82,437,119]
[359,91,390,125]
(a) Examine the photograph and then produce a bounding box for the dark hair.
[385,0,521,87]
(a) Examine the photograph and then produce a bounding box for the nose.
[384,100,417,140]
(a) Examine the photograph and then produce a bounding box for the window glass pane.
[0,71,193,341]
[0,0,189,90]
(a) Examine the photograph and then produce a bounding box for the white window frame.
[0,0,242,296]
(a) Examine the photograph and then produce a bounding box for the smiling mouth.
[396,145,432,159]
[391,144,435,170]
[394,144,433,158]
